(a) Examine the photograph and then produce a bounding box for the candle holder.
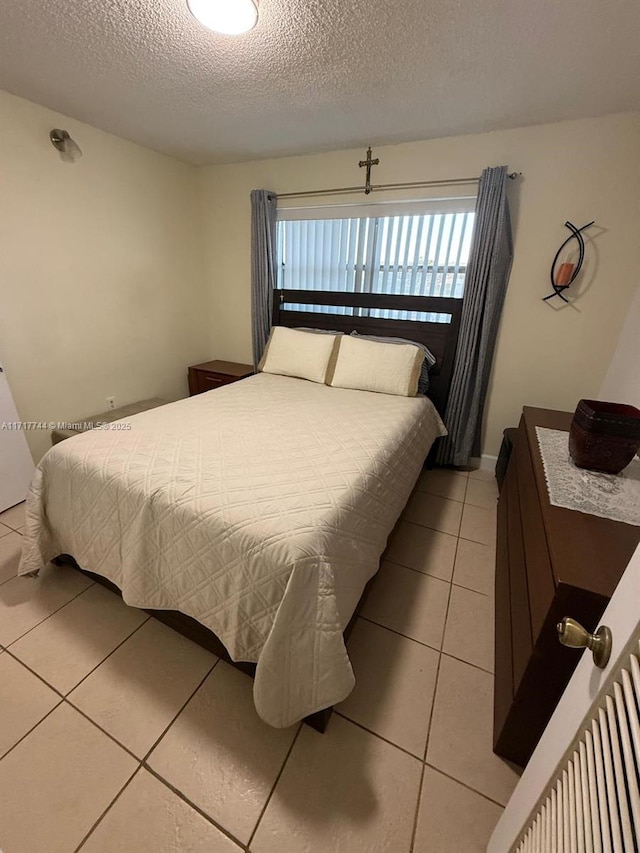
[543,220,595,303]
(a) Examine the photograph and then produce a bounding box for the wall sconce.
[50,129,83,163]
[543,220,595,303]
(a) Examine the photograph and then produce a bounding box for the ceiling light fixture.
[50,129,83,162]
[187,0,258,35]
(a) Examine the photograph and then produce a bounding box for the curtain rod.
[275,172,521,201]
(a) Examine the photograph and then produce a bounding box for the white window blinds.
[276,202,476,323]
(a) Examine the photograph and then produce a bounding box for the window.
[276,199,476,323]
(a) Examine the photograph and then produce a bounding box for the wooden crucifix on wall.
[359,146,379,194]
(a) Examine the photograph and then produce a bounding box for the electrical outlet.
[106,396,116,411]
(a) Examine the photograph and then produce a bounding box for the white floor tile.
[443,585,494,672]
[416,469,468,502]
[453,538,495,596]
[0,564,93,646]
[468,468,496,483]
[0,703,136,853]
[0,653,60,758]
[10,584,147,693]
[80,768,242,852]
[385,520,457,581]
[147,662,297,845]
[403,492,463,536]
[414,765,503,852]
[0,531,23,584]
[362,561,450,649]
[338,618,439,757]
[251,715,422,853]
[69,618,216,758]
[460,503,496,547]
[427,655,520,805]
[0,501,25,531]
[465,477,499,510]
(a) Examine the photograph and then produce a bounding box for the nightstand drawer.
[188,360,253,396]
[199,372,232,391]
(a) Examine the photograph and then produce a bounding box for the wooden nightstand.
[188,360,253,396]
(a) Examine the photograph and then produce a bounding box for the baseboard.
[469,454,498,472]
[481,453,498,471]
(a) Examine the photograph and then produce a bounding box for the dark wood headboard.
[271,289,463,416]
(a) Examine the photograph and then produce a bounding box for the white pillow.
[259,326,339,384]
[329,334,424,396]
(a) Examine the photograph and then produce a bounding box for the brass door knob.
[557,617,612,669]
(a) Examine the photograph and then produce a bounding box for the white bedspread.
[19,373,446,727]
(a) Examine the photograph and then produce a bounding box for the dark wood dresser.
[188,360,253,396]
[494,407,640,767]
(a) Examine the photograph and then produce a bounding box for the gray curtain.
[250,189,278,368]
[437,166,513,467]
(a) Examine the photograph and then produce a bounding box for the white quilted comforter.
[19,374,446,727]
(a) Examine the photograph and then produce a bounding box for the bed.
[18,290,462,729]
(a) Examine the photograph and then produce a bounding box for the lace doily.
[535,427,640,527]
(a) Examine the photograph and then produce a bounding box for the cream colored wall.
[3,98,636,464]
[600,287,640,408]
[0,91,210,462]
[198,112,640,456]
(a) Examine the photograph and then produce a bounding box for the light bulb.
[187,0,258,35]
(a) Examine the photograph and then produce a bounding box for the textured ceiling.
[1,0,639,165]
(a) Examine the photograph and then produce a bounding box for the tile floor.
[0,468,520,853]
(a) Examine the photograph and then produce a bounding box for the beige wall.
[0,91,210,461]
[600,287,640,408]
[199,112,640,456]
[2,97,638,463]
